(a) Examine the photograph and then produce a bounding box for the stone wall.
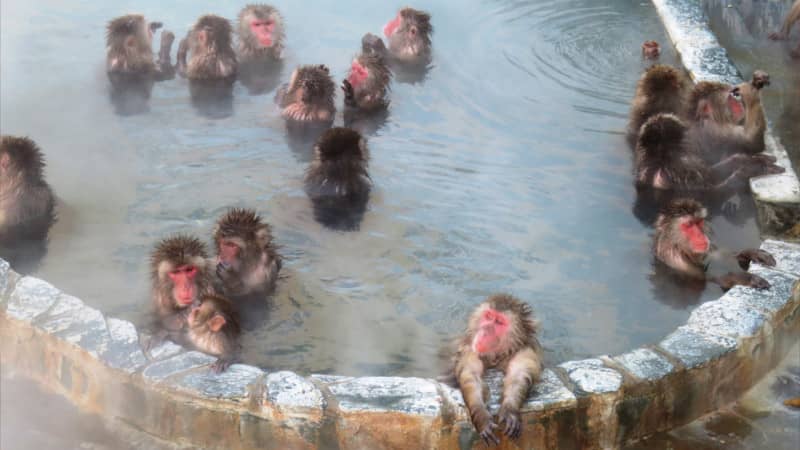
[3,1,800,449]
[2,240,798,449]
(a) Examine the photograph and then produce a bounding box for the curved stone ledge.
[2,240,799,449]
[3,4,800,449]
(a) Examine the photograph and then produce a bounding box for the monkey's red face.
[348,60,369,89]
[727,87,745,124]
[168,265,199,306]
[383,14,402,38]
[642,41,660,59]
[679,217,709,254]
[250,19,275,47]
[472,308,510,355]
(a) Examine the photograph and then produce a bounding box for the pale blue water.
[0,0,763,377]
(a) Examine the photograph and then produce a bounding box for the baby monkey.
[450,294,543,446]
[186,294,241,373]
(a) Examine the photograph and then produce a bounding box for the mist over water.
[0,0,764,378]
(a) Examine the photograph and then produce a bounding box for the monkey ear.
[0,153,9,169]
[409,26,417,36]
[208,314,226,332]
[125,35,137,48]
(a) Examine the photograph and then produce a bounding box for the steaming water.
[0,0,765,377]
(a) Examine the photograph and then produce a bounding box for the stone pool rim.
[2,0,800,448]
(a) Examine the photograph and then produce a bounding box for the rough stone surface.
[559,358,623,394]
[146,339,185,361]
[171,364,263,401]
[328,376,441,416]
[733,266,799,315]
[613,348,674,381]
[522,369,577,411]
[266,371,325,411]
[686,298,767,339]
[6,277,61,321]
[310,374,353,385]
[758,240,800,276]
[0,258,19,302]
[102,318,148,373]
[659,326,737,368]
[142,351,217,382]
[37,298,109,355]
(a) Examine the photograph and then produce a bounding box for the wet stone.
[310,374,353,385]
[329,376,441,416]
[559,358,622,394]
[142,351,216,382]
[522,369,577,411]
[0,258,19,302]
[6,276,61,322]
[734,266,799,314]
[266,371,325,410]
[686,298,767,339]
[37,299,109,355]
[171,364,263,401]
[659,326,736,369]
[146,339,184,361]
[752,173,800,205]
[613,348,674,382]
[758,240,800,277]
[101,318,147,373]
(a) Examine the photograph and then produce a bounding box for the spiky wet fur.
[276,65,336,122]
[387,7,433,64]
[180,15,237,80]
[305,128,371,200]
[106,14,156,73]
[626,64,689,146]
[653,199,709,279]
[187,294,241,357]
[634,114,711,190]
[237,4,284,61]
[150,235,213,318]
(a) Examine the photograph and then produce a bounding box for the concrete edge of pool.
[2,1,800,449]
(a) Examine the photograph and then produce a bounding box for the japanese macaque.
[149,235,214,343]
[653,199,775,290]
[237,4,284,62]
[450,294,543,445]
[0,136,56,271]
[275,64,336,123]
[382,7,433,65]
[634,113,783,196]
[769,0,800,58]
[186,294,241,373]
[626,64,690,147]
[304,127,371,231]
[342,37,392,113]
[177,15,237,81]
[213,208,282,298]
[641,40,661,59]
[105,14,175,114]
[685,72,771,164]
[236,4,285,94]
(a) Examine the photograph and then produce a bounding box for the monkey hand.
[472,409,500,446]
[341,79,357,107]
[149,22,163,32]
[714,272,770,291]
[768,31,787,41]
[160,30,175,49]
[736,249,776,270]
[497,406,522,439]
[751,70,770,89]
[211,358,233,374]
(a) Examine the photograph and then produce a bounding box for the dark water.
[0,0,763,377]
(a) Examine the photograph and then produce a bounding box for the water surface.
[0,0,763,376]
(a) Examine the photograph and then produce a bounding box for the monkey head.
[689,81,746,125]
[151,235,210,308]
[239,5,283,50]
[106,14,159,51]
[288,64,334,104]
[213,208,273,272]
[656,199,710,257]
[641,40,660,59]
[187,294,236,334]
[383,7,432,61]
[193,15,233,51]
[0,135,45,181]
[468,294,536,357]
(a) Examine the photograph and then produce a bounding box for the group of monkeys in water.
[1,2,799,445]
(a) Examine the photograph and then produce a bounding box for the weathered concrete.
[1,246,797,449]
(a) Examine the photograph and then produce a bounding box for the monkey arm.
[176,37,189,78]
[770,1,800,39]
[497,347,542,439]
[154,30,176,81]
[456,352,498,445]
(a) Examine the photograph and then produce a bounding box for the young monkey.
[450,294,543,446]
[186,294,241,373]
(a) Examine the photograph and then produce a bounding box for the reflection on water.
[0,0,764,377]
